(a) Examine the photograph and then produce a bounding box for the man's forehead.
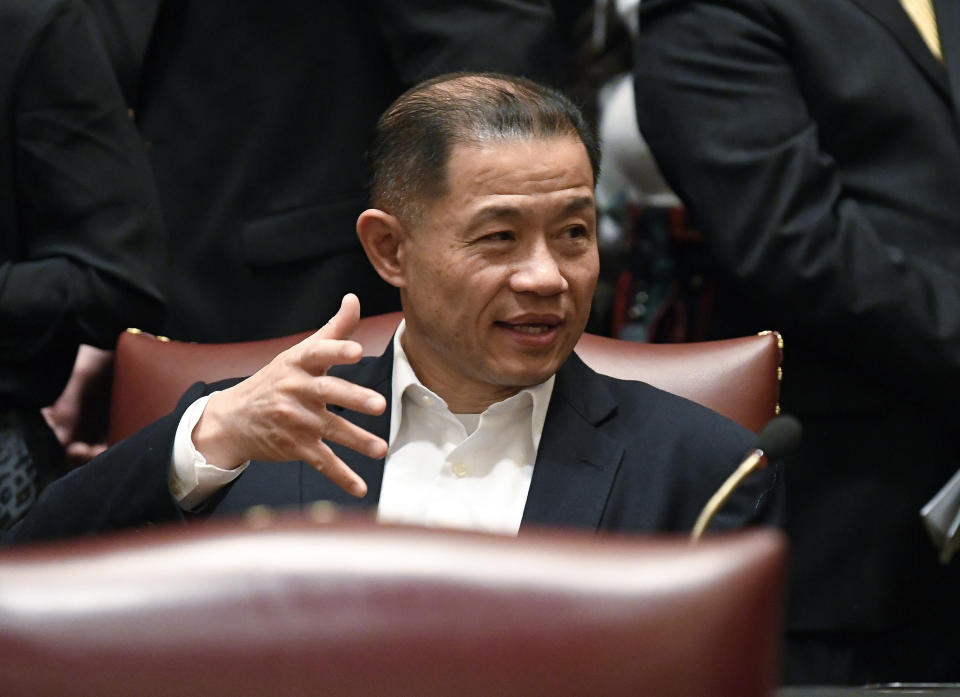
[445,137,593,195]
[448,134,590,166]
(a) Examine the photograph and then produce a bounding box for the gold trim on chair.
[758,330,784,416]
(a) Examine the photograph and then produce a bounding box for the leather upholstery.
[0,516,786,697]
[107,313,781,444]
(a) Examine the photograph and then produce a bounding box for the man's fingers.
[290,293,365,374]
[307,440,370,498]
[316,293,361,341]
[308,375,387,415]
[312,410,388,462]
[297,338,364,376]
[64,441,107,468]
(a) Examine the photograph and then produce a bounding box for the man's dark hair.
[368,72,600,222]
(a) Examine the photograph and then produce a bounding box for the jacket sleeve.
[1,379,244,544]
[0,0,164,373]
[633,0,960,407]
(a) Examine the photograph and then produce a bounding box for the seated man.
[6,73,780,542]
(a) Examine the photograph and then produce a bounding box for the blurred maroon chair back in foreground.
[0,517,786,697]
[107,312,781,443]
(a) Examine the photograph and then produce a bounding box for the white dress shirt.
[377,323,553,534]
[169,393,247,510]
[170,321,554,535]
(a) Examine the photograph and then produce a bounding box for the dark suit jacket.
[0,0,164,408]
[634,0,960,672]
[81,0,565,343]
[6,347,782,542]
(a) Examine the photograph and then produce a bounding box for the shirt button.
[421,394,434,406]
[452,462,468,478]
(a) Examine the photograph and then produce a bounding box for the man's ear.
[356,209,408,288]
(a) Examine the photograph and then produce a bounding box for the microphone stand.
[690,448,766,542]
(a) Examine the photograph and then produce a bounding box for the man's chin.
[479,339,577,387]
[487,361,564,389]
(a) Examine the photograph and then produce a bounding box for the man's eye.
[482,231,515,242]
[564,225,589,239]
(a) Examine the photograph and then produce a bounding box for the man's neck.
[398,332,520,414]
[406,359,521,414]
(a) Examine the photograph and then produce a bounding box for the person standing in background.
[82,0,565,344]
[1,0,165,530]
[633,0,960,684]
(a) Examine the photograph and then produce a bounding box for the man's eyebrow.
[466,204,524,227]
[559,195,596,214]
[466,196,595,228]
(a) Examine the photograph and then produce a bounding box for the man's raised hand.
[191,293,388,497]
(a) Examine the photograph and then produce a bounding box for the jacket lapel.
[84,0,163,104]
[848,0,952,99]
[521,354,625,531]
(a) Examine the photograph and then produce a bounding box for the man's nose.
[509,241,569,295]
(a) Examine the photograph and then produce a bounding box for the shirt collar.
[389,320,555,448]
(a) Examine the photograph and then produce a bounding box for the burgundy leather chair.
[107,312,782,444]
[0,516,786,697]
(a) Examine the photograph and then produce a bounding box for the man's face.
[397,136,598,409]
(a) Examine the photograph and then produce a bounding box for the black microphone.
[691,415,801,540]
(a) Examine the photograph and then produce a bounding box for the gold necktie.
[901,0,943,60]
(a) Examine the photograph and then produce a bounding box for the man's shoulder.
[553,355,760,497]
[558,353,755,447]
[551,354,778,532]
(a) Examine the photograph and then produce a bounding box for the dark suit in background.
[6,347,781,544]
[633,0,960,683]
[0,0,164,529]
[82,0,565,343]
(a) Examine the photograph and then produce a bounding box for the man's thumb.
[316,293,361,340]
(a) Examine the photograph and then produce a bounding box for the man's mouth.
[495,315,563,336]
[499,323,555,335]
[494,317,563,348]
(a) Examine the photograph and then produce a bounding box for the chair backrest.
[0,516,786,697]
[107,312,781,444]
